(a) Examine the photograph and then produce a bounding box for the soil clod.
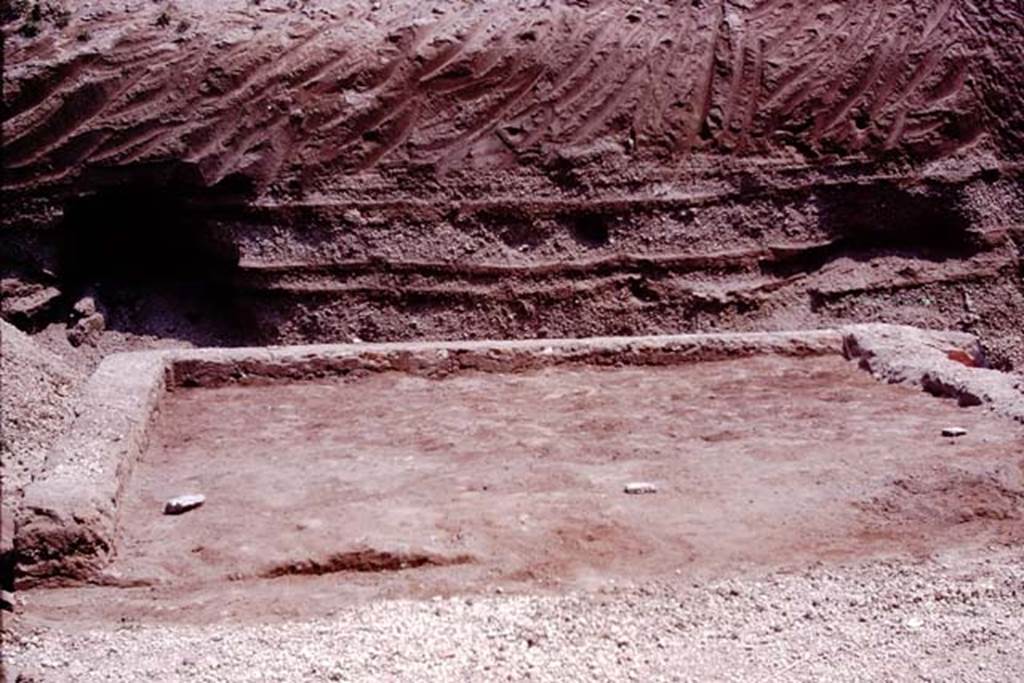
[66,312,105,347]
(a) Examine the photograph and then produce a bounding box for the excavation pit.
[11,326,1024,621]
[126,354,1024,584]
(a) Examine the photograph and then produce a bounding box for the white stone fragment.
[164,494,206,515]
[903,616,924,631]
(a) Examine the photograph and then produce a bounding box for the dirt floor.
[17,353,1023,629]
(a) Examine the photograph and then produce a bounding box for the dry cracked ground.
[2,1,1024,681]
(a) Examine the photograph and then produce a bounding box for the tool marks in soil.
[3,0,1020,190]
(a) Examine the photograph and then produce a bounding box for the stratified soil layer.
[2,1,1024,366]
[27,353,1018,624]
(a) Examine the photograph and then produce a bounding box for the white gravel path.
[4,546,1023,682]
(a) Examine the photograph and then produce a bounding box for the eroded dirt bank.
[2,0,1023,367]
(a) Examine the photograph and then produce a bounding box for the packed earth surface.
[2,1,1024,681]
[23,354,1024,621]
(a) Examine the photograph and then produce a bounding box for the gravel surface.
[4,546,1023,682]
[0,320,82,497]
[1,317,193,503]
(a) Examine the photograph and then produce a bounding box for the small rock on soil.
[164,494,206,515]
[66,312,105,347]
[624,482,658,495]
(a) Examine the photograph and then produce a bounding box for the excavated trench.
[33,350,1024,620]
[2,1,1024,639]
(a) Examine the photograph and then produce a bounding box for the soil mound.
[0,319,82,498]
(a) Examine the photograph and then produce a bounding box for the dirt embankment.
[1,319,82,577]
[0,320,81,496]
[5,0,1024,186]
[2,0,1023,364]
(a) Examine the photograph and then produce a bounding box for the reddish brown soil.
[3,1,1024,369]
[4,1,1022,186]
[19,354,1024,626]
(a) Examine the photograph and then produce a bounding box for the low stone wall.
[168,330,845,388]
[13,352,168,587]
[842,325,1024,425]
